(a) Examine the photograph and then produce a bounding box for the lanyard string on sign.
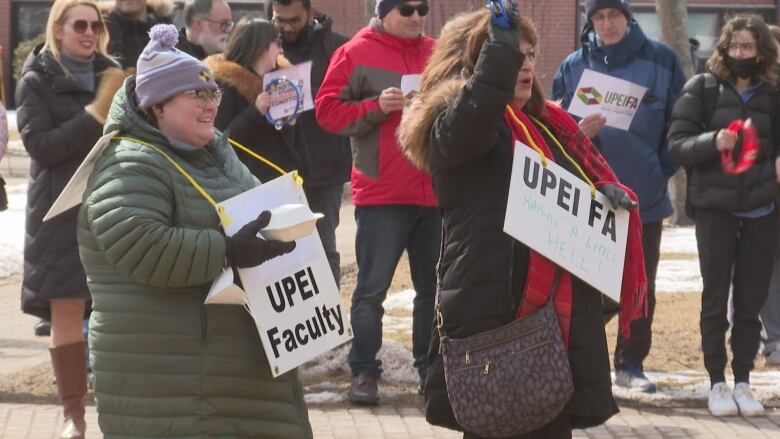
[505,105,597,199]
[113,136,303,227]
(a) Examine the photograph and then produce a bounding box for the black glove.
[601,184,638,210]
[487,1,521,48]
[225,211,297,268]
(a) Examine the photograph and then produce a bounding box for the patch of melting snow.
[384,289,415,312]
[660,226,698,255]
[656,259,702,294]
[0,181,26,278]
[612,370,780,404]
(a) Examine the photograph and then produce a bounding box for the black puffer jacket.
[15,47,118,319]
[281,13,351,188]
[205,55,304,183]
[102,0,173,69]
[668,73,780,215]
[399,42,617,433]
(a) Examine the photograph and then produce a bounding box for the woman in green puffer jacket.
[77,24,312,438]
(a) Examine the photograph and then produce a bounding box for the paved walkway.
[1,403,779,438]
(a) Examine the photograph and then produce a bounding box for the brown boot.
[50,341,87,439]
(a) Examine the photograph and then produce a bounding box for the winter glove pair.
[601,184,638,211]
[225,211,297,269]
[84,68,127,125]
[487,1,522,48]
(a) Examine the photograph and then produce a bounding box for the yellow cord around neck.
[505,106,597,198]
[113,136,304,228]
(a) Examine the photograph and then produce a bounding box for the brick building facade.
[1,0,779,107]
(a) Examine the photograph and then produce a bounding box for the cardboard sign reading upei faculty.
[504,142,629,301]
[215,173,351,377]
[567,69,648,131]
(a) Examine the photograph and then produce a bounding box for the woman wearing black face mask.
[668,14,780,418]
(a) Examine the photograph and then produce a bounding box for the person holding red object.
[668,14,780,418]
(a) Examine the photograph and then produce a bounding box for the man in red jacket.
[315,0,438,405]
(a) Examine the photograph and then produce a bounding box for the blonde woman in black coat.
[14,0,124,436]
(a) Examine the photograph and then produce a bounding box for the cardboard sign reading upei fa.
[208,172,352,378]
[504,142,629,302]
[567,69,648,131]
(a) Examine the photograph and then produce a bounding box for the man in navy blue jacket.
[552,0,686,393]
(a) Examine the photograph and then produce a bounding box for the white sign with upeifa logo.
[567,69,648,131]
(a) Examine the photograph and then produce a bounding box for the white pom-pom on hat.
[148,24,180,50]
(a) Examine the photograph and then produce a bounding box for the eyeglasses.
[182,88,223,108]
[397,3,429,17]
[199,17,235,33]
[68,19,104,34]
[728,42,756,52]
[272,15,304,28]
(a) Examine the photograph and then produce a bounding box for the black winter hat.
[585,0,632,20]
[376,0,428,19]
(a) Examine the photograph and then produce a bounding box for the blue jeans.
[348,205,441,375]
[304,183,344,287]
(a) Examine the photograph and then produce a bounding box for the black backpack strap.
[700,72,720,129]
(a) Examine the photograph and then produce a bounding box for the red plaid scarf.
[504,102,647,347]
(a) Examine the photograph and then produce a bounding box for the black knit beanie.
[585,0,632,20]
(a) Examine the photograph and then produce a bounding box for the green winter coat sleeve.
[83,150,227,289]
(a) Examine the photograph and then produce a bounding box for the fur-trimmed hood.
[398,78,465,172]
[203,55,293,102]
[97,0,175,17]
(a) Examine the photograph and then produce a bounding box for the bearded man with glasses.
[177,0,234,59]
[316,0,438,406]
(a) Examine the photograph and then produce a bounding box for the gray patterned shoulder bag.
[437,270,573,437]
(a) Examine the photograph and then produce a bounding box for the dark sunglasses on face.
[397,3,429,17]
[69,19,104,34]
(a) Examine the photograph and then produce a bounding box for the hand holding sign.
[379,87,405,114]
[578,113,607,139]
[567,69,648,131]
[255,92,273,116]
[226,211,297,268]
[601,183,638,210]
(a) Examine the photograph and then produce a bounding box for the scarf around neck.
[504,102,647,347]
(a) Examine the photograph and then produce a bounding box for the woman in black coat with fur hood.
[205,16,304,183]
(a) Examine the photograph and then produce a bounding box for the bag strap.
[435,236,562,352]
[701,72,720,129]
[113,136,303,227]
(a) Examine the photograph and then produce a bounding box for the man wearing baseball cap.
[552,0,686,393]
[316,0,437,405]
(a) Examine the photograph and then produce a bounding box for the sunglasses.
[69,19,104,34]
[397,3,429,17]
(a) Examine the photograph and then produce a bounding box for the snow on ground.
[612,370,780,405]
[656,226,703,294]
[0,179,26,278]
